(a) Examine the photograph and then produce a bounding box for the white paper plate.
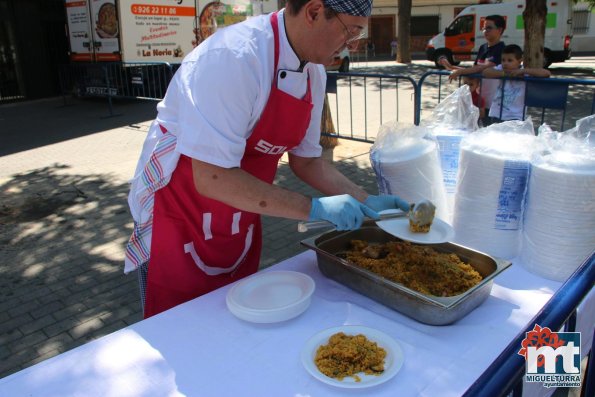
[226,271,315,323]
[376,215,455,244]
[301,325,403,388]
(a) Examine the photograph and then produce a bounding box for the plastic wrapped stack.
[432,127,469,223]
[520,121,595,281]
[370,124,448,220]
[452,121,537,259]
[422,85,478,223]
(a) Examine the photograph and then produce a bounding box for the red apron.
[144,12,313,318]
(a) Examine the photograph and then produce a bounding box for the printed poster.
[118,0,197,63]
[197,1,254,44]
[65,0,94,61]
[66,0,258,63]
[89,0,122,61]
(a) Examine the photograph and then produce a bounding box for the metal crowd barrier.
[58,61,177,116]
[0,79,25,103]
[53,62,595,135]
[464,251,595,397]
[57,65,418,131]
[323,71,418,143]
[416,70,595,130]
[59,64,594,136]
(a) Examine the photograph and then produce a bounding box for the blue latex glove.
[309,195,379,231]
[364,194,411,213]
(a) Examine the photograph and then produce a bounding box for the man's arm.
[449,61,496,81]
[482,66,505,78]
[192,153,410,229]
[192,159,312,220]
[287,153,368,202]
[520,68,551,78]
[482,67,551,78]
[438,57,461,71]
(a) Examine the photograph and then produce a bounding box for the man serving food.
[125,0,410,318]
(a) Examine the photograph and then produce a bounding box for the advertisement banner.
[118,1,257,63]
[65,0,94,61]
[197,1,254,44]
[118,0,197,63]
[65,0,260,63]
[89,0,122,61]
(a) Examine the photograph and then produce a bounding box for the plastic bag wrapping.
[452,118,539,259]
[433,130,466,222]
[538,113,595,146]
[420,84,479,132]
[575,114,595,145]
[520,118,595,281]
[421,85,479,222]
[369,122,448,220]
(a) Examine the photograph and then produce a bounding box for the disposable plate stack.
[452,132,535,259]
[520,151,595,281]
[370,136,448,221]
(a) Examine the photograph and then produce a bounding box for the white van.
[426,0,572,68]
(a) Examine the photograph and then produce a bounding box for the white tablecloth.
[1,251,593,397]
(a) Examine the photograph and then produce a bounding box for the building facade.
[0,0,593,103]
[0,0,69,102]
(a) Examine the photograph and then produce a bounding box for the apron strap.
[304,75,312,102]
[270,12,280,76]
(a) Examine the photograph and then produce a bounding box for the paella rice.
[346,240,482,297]
[314,332,386,381]
[409,218,431,233]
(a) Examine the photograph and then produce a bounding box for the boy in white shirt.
[483,44,551,123]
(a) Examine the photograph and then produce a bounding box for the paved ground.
[1,57,593,381]
[0,95,377,378]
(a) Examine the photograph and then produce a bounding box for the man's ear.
[305,0,324,24]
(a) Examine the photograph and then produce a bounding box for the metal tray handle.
[297,212,407,232]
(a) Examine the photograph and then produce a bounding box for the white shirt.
[156,10,324,168]
[489,65,526,121]
[125,10,325,273]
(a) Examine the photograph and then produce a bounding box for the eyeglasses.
[332,11,365,44]
[482,26,496,32]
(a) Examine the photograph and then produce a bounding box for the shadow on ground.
[0,148,377,378]
[0,97,158,156]
[0,163,141,377]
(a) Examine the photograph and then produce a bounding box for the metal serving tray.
[301,222,511,325]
